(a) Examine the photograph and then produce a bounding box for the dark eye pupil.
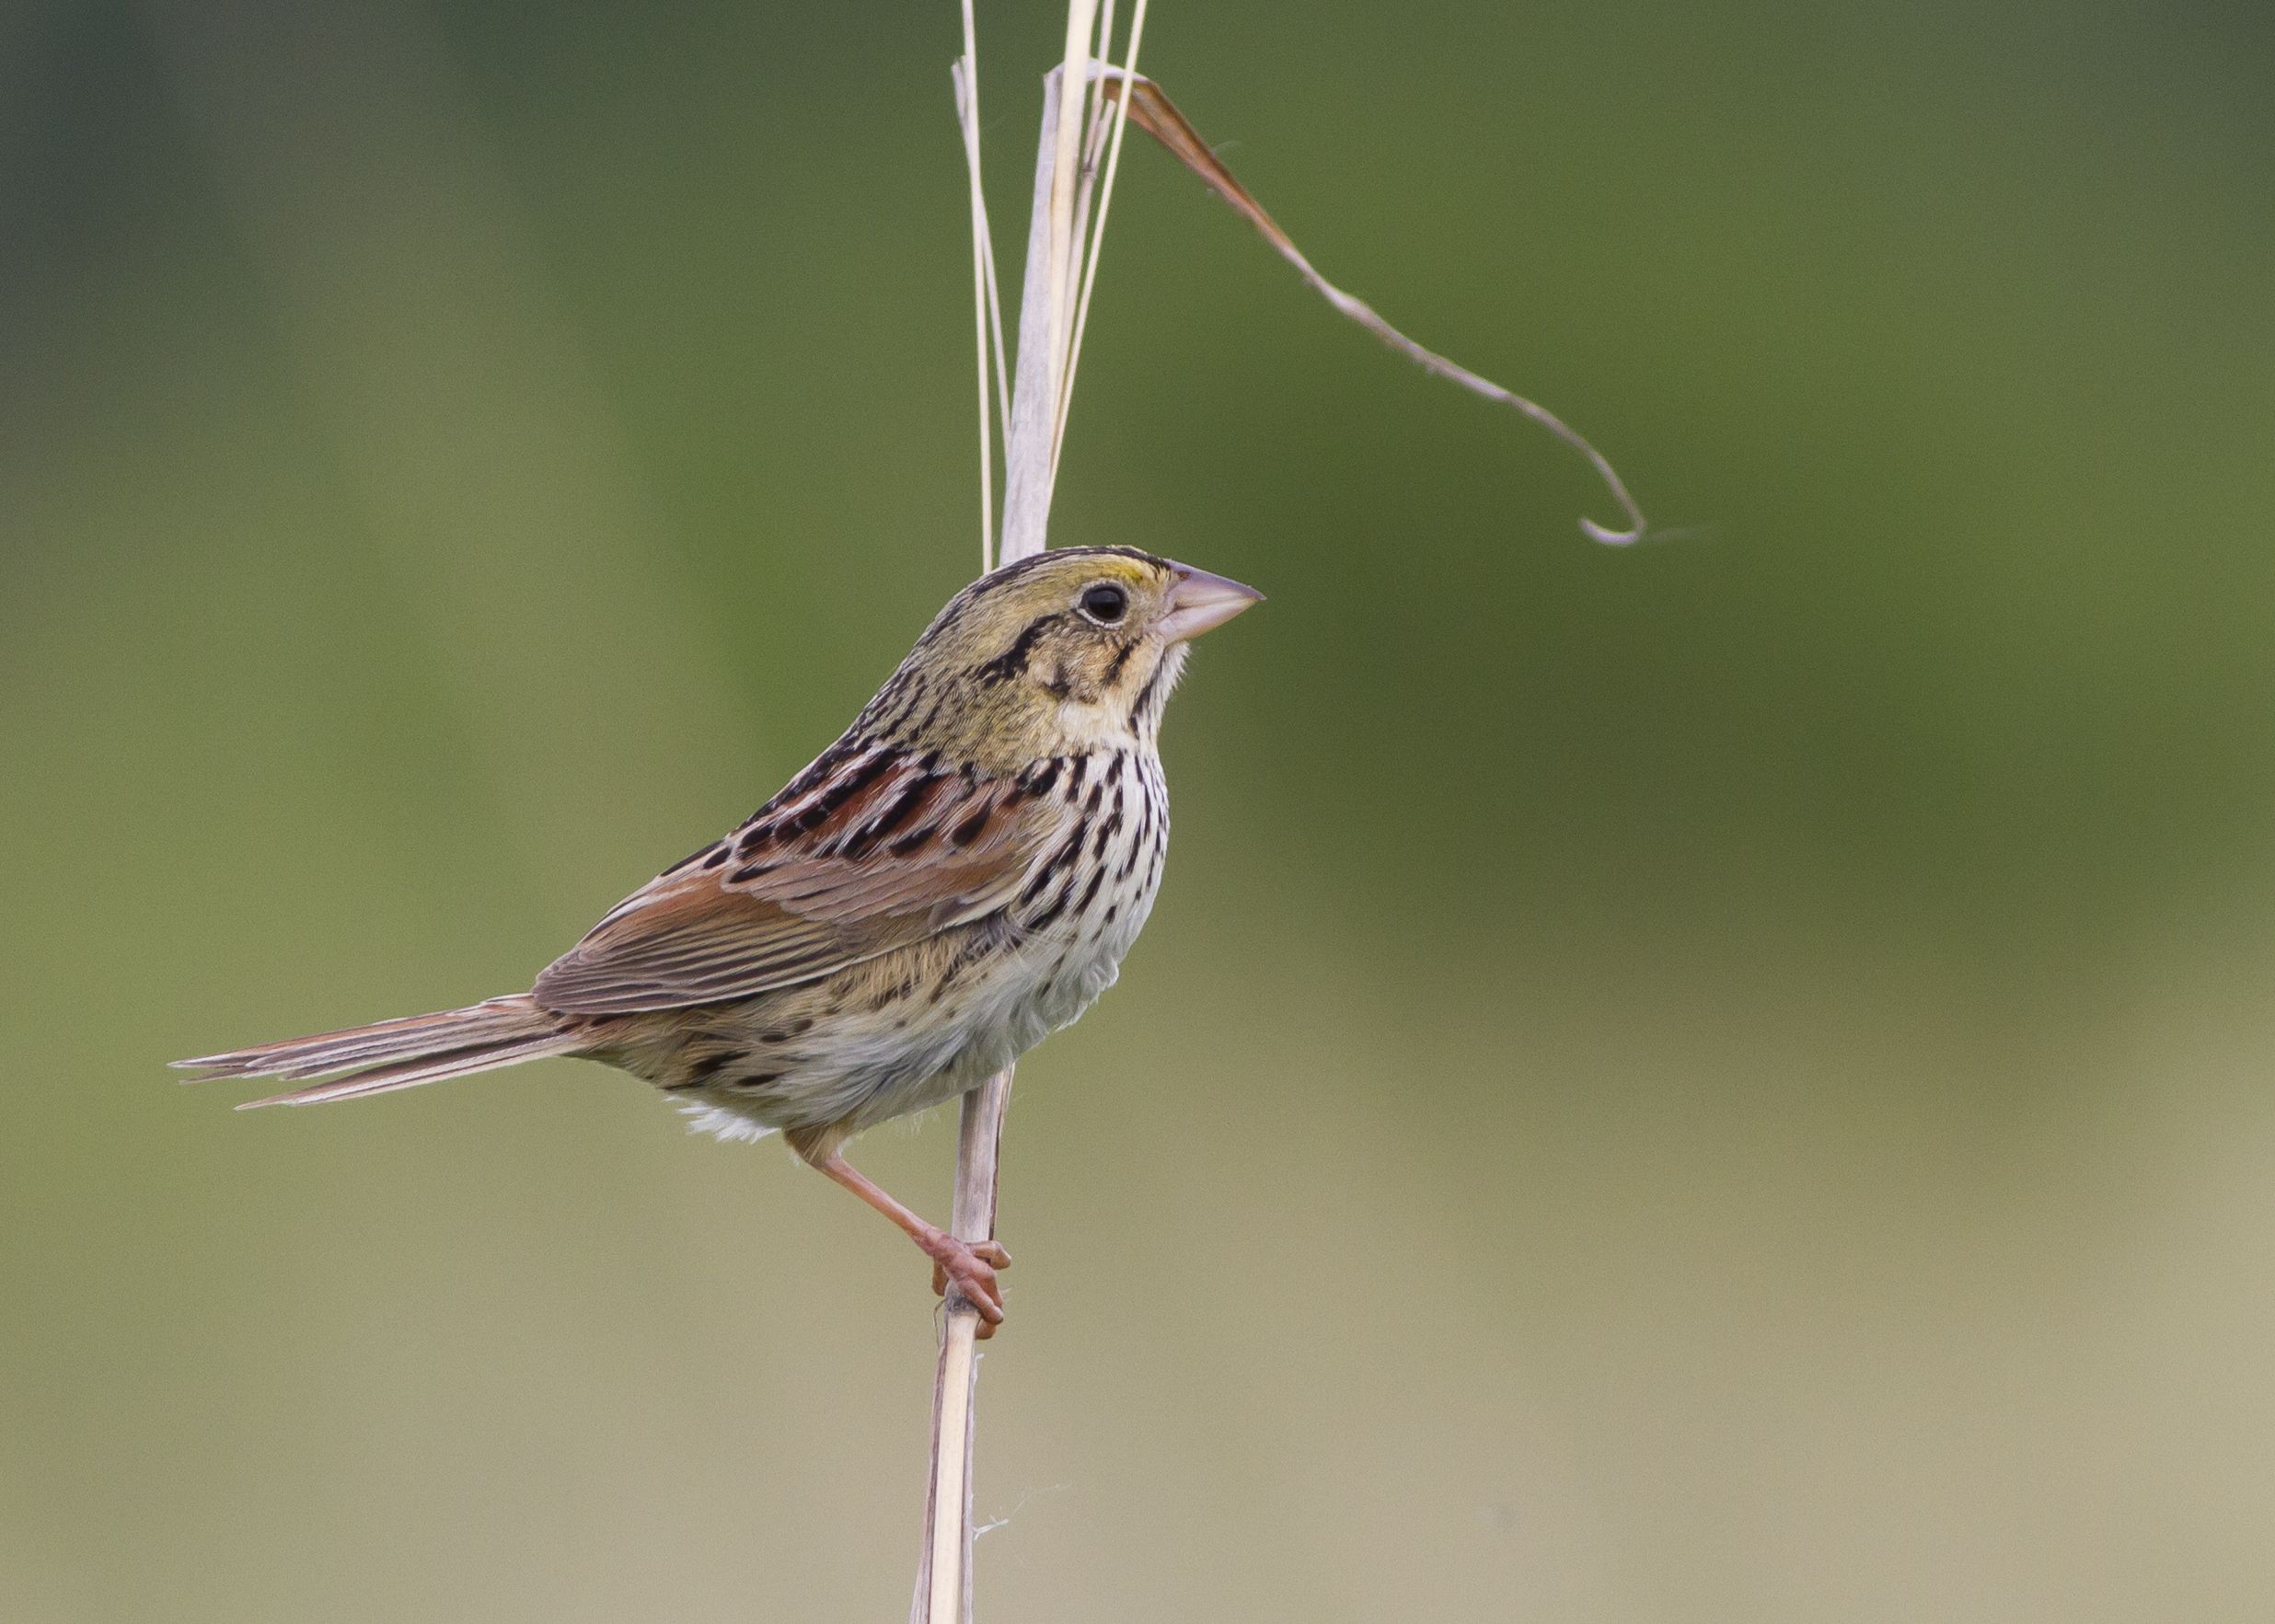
[1081,584,1127,623]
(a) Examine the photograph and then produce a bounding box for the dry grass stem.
[1045,2,1099,378]
[918,29,1116,1624]
[996,70,1071,555]
[919,23,1654,1624]
[1053,6,1151,478]
[912,1065,1011,1624]
[951,19,1013,568]
[952,48,996,568]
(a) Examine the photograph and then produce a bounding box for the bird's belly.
[663,888,1155,1144]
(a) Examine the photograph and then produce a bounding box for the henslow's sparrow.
[178,547,1261,1330]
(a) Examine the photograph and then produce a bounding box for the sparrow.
[177,547,1262,1331]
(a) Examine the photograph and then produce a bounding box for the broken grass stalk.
[1097,68,1654,546]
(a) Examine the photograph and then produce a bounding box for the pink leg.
[792,1136,1011,1334]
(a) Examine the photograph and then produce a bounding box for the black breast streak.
[1017,824,1084,910]
[1024,875,1077,933]
[1127,661,1168,726]
[1125,777,1166,881]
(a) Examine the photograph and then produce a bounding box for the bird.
[176,546,1261,1332]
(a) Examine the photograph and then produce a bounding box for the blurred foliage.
[5,1,2274,1619]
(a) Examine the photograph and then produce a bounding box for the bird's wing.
[532,743,1070,1015]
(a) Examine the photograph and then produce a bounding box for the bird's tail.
[173,994,581,1109]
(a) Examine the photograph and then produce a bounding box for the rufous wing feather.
[531,743,1068,1016]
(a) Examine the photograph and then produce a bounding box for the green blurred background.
[6,0,2274,1618]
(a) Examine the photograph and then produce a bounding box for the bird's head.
[867,546,1262,767]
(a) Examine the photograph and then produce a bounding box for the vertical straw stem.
[1052,0,1149,476]
[997,72,1072,553]
[952,39,995,570]
[911,1068,1010,1624]
[1045,1,1100,377]
[917,40,1102,1623]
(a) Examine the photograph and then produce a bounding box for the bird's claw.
[920,1233,1010,1337]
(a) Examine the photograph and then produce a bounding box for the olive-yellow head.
[862,546,1262,769]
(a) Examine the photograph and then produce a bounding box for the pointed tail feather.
[237,1033,582,1108]
[174,995,580,1107]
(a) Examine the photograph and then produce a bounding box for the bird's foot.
[918,1229,1010,1336]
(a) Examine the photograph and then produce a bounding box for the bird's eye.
[1079,583,1129,625]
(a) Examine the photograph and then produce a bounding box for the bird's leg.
[787,1128,1011,1334]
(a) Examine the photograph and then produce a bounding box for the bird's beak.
[1160,565,1264,642]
